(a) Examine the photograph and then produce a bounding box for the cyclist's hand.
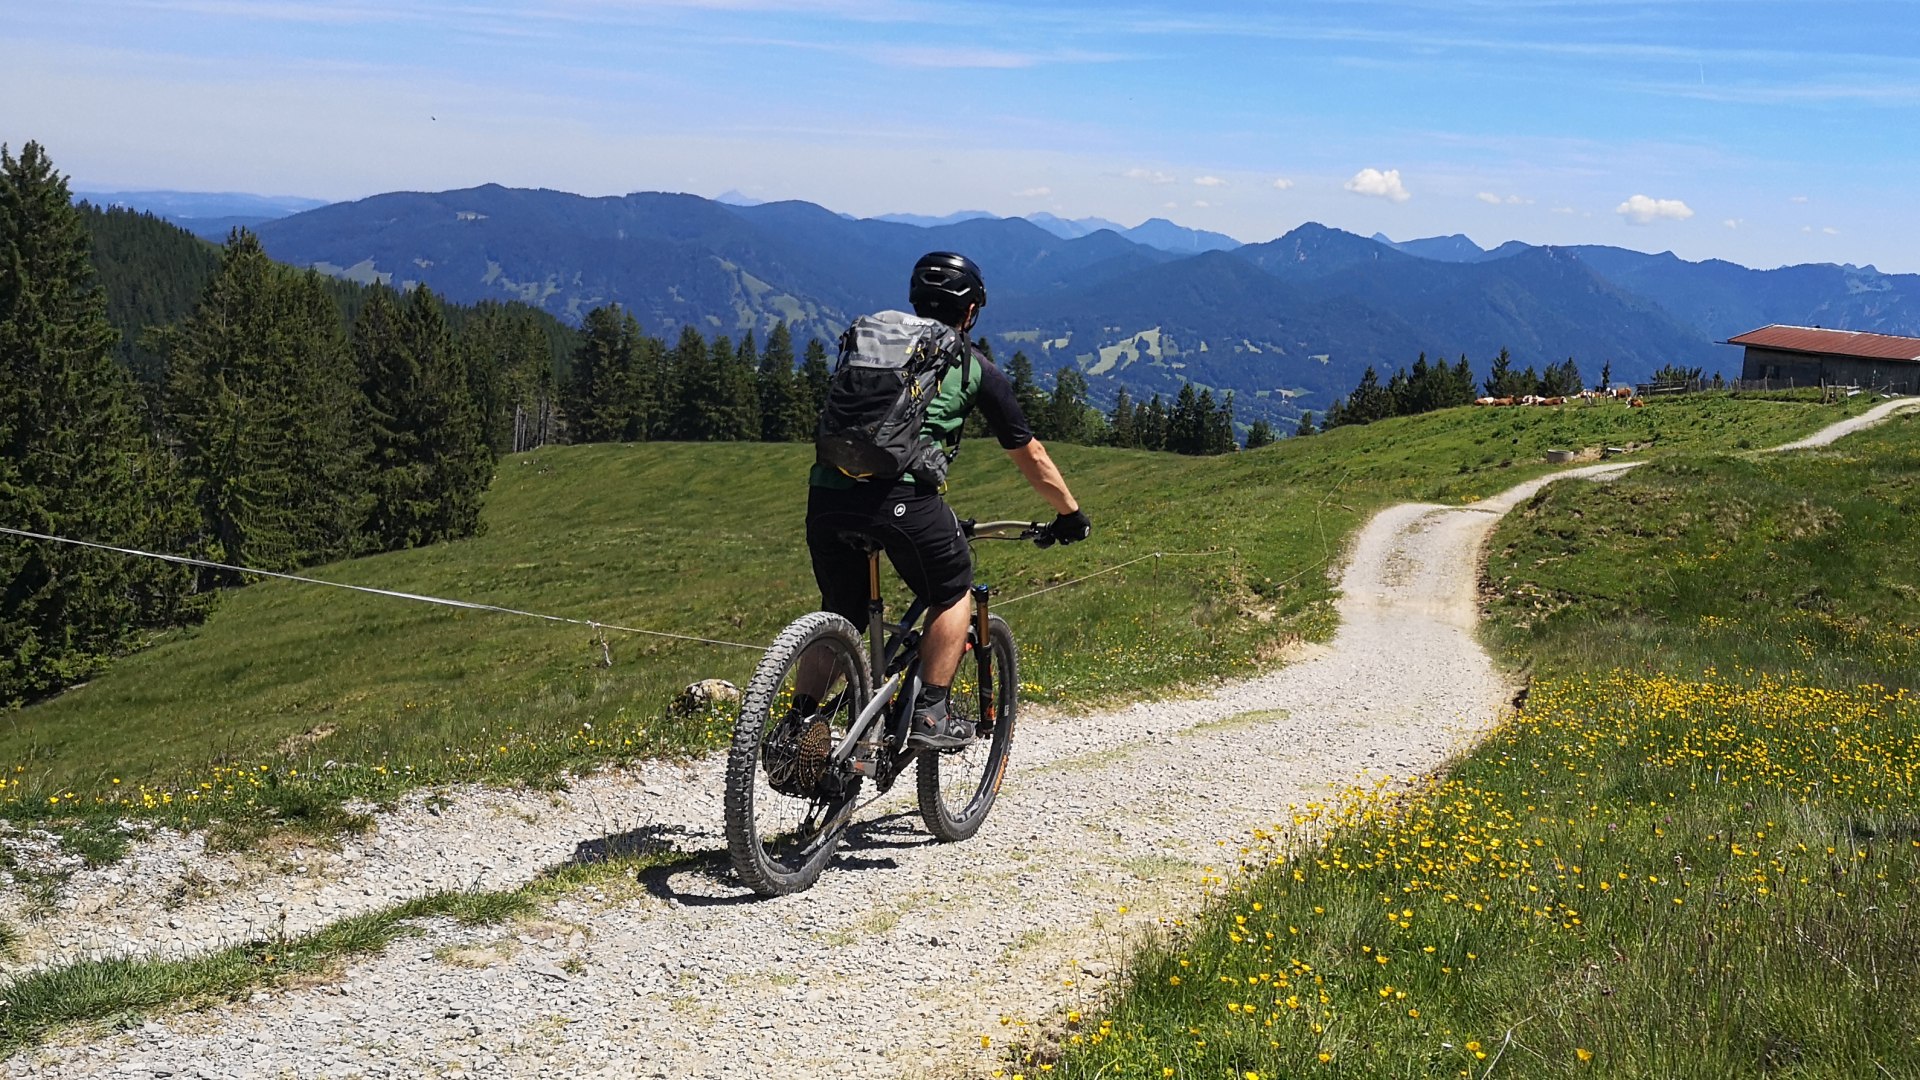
[1045,508,1092,546]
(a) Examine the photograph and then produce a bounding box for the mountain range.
[194,184,1920,423]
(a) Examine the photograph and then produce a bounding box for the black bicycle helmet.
[908,251,987,328]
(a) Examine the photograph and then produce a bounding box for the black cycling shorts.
[806,481,972,626]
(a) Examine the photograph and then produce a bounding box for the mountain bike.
[723,519,1048,896]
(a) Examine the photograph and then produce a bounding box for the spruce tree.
[668,325,713,439]
[164,230,366,578]
[1209,391,1237,454]
[1008,351,1047,422]
[0,141,202,704]
[1484,347,1520,397]
[1107,388,1135,448]
[1170,383,1203,454]
[353,283,489,550]
[1599,360,1613,391]
[1245,418,1275,449]
[1294,411,1318,437]
[1141,393,1169,451]
[756,324,799,442]
[797,336,830,432]
[1044,366,1090,444]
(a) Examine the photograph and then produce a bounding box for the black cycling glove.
[1047,508,1092,545]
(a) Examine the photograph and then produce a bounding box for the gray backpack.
[815,311,970,484]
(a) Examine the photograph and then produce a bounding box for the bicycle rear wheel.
[916,613,1017,842]
[725,611,871,895]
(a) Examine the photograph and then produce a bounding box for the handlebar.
[959,518,1053,547]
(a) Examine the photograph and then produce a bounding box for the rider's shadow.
[578,811,939,905]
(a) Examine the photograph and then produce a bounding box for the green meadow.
[0,392,1871,848]
[1037,409,1920,1078]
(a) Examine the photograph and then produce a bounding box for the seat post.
[867,551,885,684]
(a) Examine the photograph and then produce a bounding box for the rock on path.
[6,399,1913,1079]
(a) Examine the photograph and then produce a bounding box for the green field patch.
[0,393,1871,846]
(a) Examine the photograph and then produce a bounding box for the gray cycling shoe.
[906,702,974,749]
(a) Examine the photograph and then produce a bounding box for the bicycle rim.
[725,612,870,895]
[916,614,1017,842]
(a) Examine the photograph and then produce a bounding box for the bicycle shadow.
[595,809,941,905]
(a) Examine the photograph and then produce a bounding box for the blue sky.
[7,0,1918,271]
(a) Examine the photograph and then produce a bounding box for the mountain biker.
[803,251,1091,749]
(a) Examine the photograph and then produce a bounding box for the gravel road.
[5,399,1912,1079]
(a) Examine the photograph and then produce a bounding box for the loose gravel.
[6,400,1912,1079]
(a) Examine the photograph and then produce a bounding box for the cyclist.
[804,251,1091,748]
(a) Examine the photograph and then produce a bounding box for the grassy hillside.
[1039,410,1920,1078]
[0,392,1874,843]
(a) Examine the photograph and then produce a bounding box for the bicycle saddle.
[834,529,884,554]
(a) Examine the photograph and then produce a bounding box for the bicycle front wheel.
[725,611,871,896]
[916,613,1018,842]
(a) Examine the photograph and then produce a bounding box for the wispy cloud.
[1616,194,1693,224]
[1193,175,1227,188]
[1271,177,1294,190]
[1476,191,1530,206]
[1123,167,1177,185]
[1722,218,1742,230]
[1346,167,1410,202]
[1013,185,1051,197]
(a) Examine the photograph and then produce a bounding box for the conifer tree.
[1044,366,1090,444]
[710,333,760,441]
[164,230,366,579]
[668,324,713,439]
[1208,390,1237,454]
[0,141,202,704]
[564,305,637,443]
[1008,351,1047,422]
[353,283,489,550]
[756,323,800,442]
[1484,347,1523,398]
[1107,387,1135,448]
[1245,418,1276,449]
[1599,360,1613,391]
[1140,393,1169,451]
[1294,411,1318,437]
[797,336,830,431]
[1169,383,1203,454]
[1342,366,1394,424]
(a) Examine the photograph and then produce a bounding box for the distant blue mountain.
[1125,217,1241,254]
[713,189,763,207]
[248,184,1920,423]
[873,210,998,228]
[1025,212,1128,240]
[72,189,333,243]
[1374,232,1488,263]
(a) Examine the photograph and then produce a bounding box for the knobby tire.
[916,613,1018,842]
[724,611,871,896]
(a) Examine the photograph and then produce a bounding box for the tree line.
[1314,349,1601,431]
[560,320,1246,457]
[2,142,553,705]
[5,140,1257,704]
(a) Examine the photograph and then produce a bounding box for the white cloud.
[1193,175,1227,188]
[1192,199,1212,208]
[1345,167,1410,202]
[1615,194,1694,224]
[1123,167,1176,185]
[1476,191,1502,205]
[1013,186,1051,198]
[1271,177,1294,190]
[1823,226,1841,235]
[1476,191,1530,206]
[1552,206,1577,215]
[1722,218,1743,229]
[1791,195,1811,203]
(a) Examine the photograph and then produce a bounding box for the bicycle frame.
[828,520,1036,785]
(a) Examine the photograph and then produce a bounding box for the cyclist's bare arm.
[1007,439,1079,515]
